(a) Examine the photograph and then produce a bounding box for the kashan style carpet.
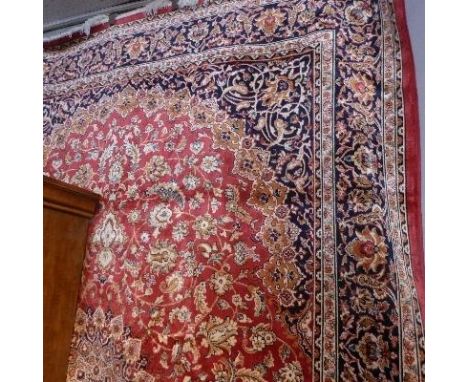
[43,0,425,381]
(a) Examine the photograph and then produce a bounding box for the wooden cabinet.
[43,176,100,382]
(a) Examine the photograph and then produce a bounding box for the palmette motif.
[43,1,424,381]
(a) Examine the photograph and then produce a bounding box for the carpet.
[43,0,425,381]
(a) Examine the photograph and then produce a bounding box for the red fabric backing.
[393,0,425,323]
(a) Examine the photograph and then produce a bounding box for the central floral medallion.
[44,28,338,381]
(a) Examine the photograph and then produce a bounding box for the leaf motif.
[176,136,187,152]
[171,342,181,362]
[124,141,140,168]
[251,288,265,317]
[224,84,249,96]
[236,368,267,382]
[234,352,245,367]
[99,143,115,171]
[236,101,251,111]
[264,351,274,368]
[194,282,210,314]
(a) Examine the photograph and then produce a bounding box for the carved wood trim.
[43,175,100,218]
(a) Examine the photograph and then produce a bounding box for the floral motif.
[92,212,125,269]
[71,163,93,187]
[172,221,189,242]
[160,272,184,296]
[149,204,173,229]
[126,37,149,60]
[277,362,303,382]
[346,227,388,272]
[198,316,238,356]
[233,149,270,181]
[250,323,276,351]
[212,361,268,382]
[262,75,295,107]
[356,333,391,372]
[257,255,302,305]
[147,240,178,274]
[345,72,376,104]
[212,119,244,150]
[108,160,124,183]
[193,214,217,239]
[68,307,154,382]
[347,189,380,213]
[187,21,209,43]
[210,271,233,296]
[256,8,285,36]
[145,155,171,180]
[259,217,298,255]
[201,155,221,173]
[344,1,373,26]
[248,180,287,215]
[352,145,379,175]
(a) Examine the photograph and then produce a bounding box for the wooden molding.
[43,176,101,218]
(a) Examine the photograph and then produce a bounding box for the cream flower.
[250,323,276,351]
[149,204,173,229]
[201,155,221,173]
[210,271,233,296]
[193,214,217,239]
[277,362,303,382]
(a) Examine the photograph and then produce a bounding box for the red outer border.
[393,0,425,323]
